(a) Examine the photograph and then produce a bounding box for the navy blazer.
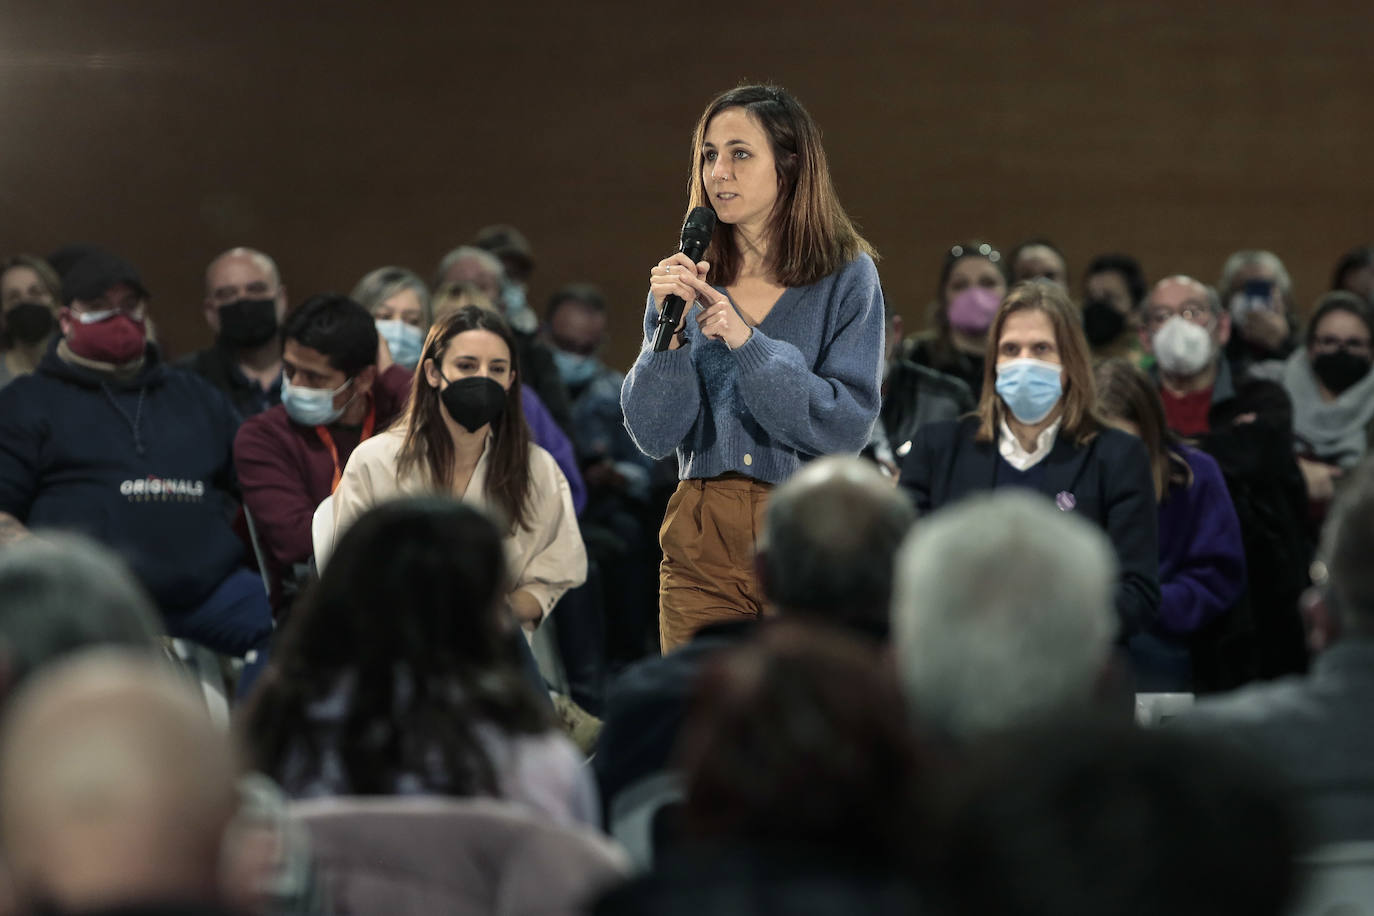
[900,418,1160,637]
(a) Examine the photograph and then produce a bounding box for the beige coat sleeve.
[331,433,402,544]
[515,447,588,618]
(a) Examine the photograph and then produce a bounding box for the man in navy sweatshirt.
[0,250,273,682]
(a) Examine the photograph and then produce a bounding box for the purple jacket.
[522,385,586,515]
[1157,446,1246,634]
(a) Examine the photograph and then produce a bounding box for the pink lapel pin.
[1055,491,1076,512]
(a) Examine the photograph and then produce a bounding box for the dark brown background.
[2,1,1370,371]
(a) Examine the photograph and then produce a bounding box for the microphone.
[652,207,717,352]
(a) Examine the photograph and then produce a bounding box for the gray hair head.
[1140,275,1222,318]
[204,247,282,292]
[0,534,163,694]
[1218,250,1292,300]
[761,457,914,638]
[350,266,432,327]
[432,245,503,292]
[891,489,1117,740]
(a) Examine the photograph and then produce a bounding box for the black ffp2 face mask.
[1082,298,1127,347]
[1312,350,1373,395]
[3,301,57,345]
[217,298,280,348]
[440,375,508,433]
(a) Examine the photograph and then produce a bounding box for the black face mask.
[1082,298,1127,347]
[440,375,508,433]
[217,298,279,348]
[3,302,57,345]
[1312,350,1372,395]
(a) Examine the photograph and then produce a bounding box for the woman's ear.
[423,357,441,389]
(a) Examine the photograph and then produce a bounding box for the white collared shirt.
[998,417,1061,471]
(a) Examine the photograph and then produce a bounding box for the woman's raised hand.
[649,254,712,315]
[696,299,752,350]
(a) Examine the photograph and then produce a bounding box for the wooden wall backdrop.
[2,0,1371,371]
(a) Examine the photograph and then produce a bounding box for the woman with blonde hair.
[901,280,1160,639]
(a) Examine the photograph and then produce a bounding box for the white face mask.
[1152,315,1214,376]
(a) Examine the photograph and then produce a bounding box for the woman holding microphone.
[621,84,885,653]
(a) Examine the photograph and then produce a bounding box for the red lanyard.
[317,401,376,494]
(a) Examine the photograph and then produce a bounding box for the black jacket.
[594,621,755,812]
[595,844,925,916]
[176,344,279,420]
[900,418,1160,638]
[880,358,976,455]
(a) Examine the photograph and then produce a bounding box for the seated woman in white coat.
[333,304,586,628]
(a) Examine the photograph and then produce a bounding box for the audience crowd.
[0,222,1371,915]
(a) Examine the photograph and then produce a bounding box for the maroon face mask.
[64,309,147,364]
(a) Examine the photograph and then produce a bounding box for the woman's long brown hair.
[686,84,876,288]
[1094,357,1193,502]
[395,305,532,531]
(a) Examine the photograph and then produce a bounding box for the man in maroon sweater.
[234,293,413,613]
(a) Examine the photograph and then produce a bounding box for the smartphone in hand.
[1230,277,1276,323]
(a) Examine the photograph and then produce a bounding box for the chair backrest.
[608,770,685,873]
[311,495,335,573]
[291,795,628,916]
[1289,841,1374,916]
[242,505,273,596]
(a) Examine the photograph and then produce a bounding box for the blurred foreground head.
[891,489,1118,740]
[0,651,237,913]
[759,456,914,639]
[925,719,1297,916]
[678,622,923,862]
[0,534,161,706]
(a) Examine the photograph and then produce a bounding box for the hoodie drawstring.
[101,383,147,456]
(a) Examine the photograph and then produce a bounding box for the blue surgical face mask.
[282,374,353,426]
[501,280,538,334]
[375,319,424,370]
[995,357,1063,424]
[552,348,599,388]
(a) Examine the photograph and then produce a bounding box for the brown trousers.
[658,476,772,653]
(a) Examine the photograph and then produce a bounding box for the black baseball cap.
[61,250,149,306]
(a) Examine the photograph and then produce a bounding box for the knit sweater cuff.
[730,328,776,374]
[637,343,696,380]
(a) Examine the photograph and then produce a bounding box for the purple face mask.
[947,287,1002,334]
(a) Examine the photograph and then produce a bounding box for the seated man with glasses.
[1139,273,1301,449]
[1139,275,1286,437]
[0,249,273,689]
[1140,273,1312,680]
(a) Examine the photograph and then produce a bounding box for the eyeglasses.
[1312,335,1372,354]
[73,298,145,320]
[1145,306,1214,332]
[948,242,1002,264]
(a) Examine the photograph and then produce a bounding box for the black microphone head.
[679,207,717,260]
